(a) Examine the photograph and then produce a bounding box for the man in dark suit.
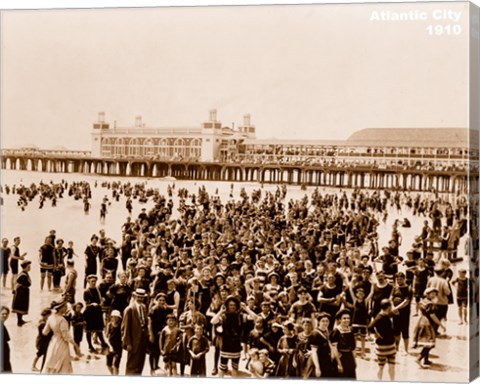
[121,288,149,375]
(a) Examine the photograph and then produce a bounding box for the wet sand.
[0,170,472,384]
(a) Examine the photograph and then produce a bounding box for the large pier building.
[1,110,478,193]
[91,109,256,163]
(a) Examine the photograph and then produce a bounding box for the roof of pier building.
[242,128,478,149]
[242,138,344,146]
[346,128,477,149]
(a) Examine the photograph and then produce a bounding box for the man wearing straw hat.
[122,288,149,375]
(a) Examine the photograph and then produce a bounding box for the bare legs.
[40,272,52,291]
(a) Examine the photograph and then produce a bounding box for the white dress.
[41,313,74,374]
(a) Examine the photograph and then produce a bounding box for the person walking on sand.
[41,299,82,374]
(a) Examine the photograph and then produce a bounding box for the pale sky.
[0,0,474,150]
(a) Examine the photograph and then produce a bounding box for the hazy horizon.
[1,1,471,150]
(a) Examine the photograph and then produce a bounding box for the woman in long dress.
[413,287,446,368]
[42,299,82,374]
[12,260,32,326]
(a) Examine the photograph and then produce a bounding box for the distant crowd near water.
[0,175,477,380]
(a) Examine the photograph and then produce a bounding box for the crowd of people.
[230,153,470,173]
[0,178,476,379]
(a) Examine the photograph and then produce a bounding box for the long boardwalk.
[1,150,474,193]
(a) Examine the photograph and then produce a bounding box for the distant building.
[91,109,256,162]
[91,110,477,172]
[1,115,476,193]
[238,128,477,171]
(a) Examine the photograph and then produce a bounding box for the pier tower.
[200,109,223,162]
[91,112,110,157]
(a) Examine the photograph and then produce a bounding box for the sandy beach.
[0,169,472,383]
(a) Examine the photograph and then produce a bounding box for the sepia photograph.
[0,0,479,383]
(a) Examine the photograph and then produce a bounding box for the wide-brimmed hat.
[50,298,68,311]
[267,272,280,282]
